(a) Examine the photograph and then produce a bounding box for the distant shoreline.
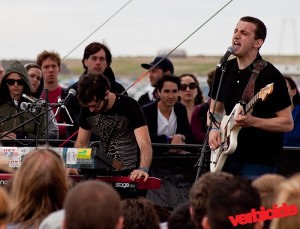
[2,55,299,77]
[63,55,300,77]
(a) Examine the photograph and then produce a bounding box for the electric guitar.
[210,83,274,172]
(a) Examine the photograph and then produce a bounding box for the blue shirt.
[284,104,300,146]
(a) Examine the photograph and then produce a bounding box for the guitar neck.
[245,93,260,113]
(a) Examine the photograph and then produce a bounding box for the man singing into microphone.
[208,16,293,178]
[75,73,152,184]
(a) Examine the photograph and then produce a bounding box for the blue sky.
[1,0,299,60]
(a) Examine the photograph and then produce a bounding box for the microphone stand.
[194,63,227,181]
[0,110,27,124]
[44,89,49,146]
[0,106,52,140]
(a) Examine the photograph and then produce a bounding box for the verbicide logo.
[228,203,298,227]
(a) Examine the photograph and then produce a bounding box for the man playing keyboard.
[74,73,153,184]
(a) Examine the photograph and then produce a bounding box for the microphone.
[22,94,37,103]
[20,102,36,112]
[217,46,235,68]
[20,100,48,111]
[61,89,77,106]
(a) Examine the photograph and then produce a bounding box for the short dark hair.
[82,42,112,73]
[189,172,233,228]
[206,177,261,229]
[168,202,197,229]
[64,181,121,229]
[156,75,180,92]
[77,73,111,105]
[240,16,267,41]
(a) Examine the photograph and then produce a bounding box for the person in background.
[138,56,174,106]
[270,173,300,229]
[208,16,293,178]
[121,198,160,229]
[167,202,197,229]
[252,174,286,229]
[190,70,215,144]
[8,149,68,228]
[143,75,193,211]
[202,176,263,229]
[66,42,127,139]
[37,50,70,139]
[179,73,204,123]
[0,61,46,141]
[189,171,233,229]
[142,75,192,146]
[283,76,300,146]
[0,187,9,229]
[25,63,44,98]
[25,63,59,140]
[0,62,5,85]
[63,180,123,229]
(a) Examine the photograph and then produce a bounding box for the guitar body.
[209,83,274,172]
[210,104,242,172]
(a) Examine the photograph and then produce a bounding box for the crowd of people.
[0,15,299,228]
[0,151,299,228]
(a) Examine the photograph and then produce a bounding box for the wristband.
[138,167,149,173]
[210,127,220,131]
[166,135,173,143]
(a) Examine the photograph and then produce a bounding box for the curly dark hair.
[77,73,111,106]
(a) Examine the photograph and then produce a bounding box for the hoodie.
[0,61,46,140]
[0,61,31,104]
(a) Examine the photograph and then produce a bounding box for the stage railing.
[0,139,299,209]
[0,140,299,172]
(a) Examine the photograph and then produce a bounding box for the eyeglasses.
[180,83,197,91]
[6,79,25,86]
[83,99,102,109]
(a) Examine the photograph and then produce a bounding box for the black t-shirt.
[79,94,147,170]
[209,56,291,166]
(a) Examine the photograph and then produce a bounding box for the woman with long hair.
[179,73,203,123]
[8,149,68,228]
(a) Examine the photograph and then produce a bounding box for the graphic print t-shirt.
[79,94,147,170]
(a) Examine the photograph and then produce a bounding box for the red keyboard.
[0,174,161,190]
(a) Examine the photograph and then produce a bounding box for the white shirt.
[157,107,177,137]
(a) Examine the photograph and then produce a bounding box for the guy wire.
[62,0,134,61]
[125,0,234,93]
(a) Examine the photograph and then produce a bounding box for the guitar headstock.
[258,83,274,101]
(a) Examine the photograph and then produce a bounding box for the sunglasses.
[180,83,197,91]
[6,79,25,86]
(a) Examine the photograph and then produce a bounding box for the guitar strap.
[241,59,267,103]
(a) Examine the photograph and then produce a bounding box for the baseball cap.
[141,56,174,73]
